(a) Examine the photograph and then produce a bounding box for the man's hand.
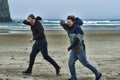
[68,46,72,51]
[60,20,66,26]
[30,38,33,43]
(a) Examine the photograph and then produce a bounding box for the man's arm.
[60,20,69,32]
[23,20,31,25]
[68,34,84,51]
[68,37,80,51]
[68,26,84,51]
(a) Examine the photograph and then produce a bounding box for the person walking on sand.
[22,14,60,75]
[60,15,102,80]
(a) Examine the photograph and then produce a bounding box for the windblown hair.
[67,15,76,22]
[28,14,42,20]
[28,14,36,19]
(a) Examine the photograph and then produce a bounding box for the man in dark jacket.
[22,14,60,75]
[60,15,102,80]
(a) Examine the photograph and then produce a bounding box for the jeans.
[27,39,59,71]
[68,49,100,80]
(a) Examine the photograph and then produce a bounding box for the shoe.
[56,66,61,75]
[22,69,31,74]
[96,73,102,80]
[68,78,71,80]
[67,78,77,80]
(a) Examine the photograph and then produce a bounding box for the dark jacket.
[61,17,85,51]
[23,18,46,42]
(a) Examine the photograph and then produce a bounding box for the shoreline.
[0,29,120,35]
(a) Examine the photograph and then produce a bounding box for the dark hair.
[67,15,76,22]
[28,14,42,21]
[28,14,36,19]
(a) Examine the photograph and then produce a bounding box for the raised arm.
[23,20,31,25]
[60,20,69,32]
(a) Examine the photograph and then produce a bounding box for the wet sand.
[0,30,120,80]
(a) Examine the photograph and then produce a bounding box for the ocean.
[0,19,120,30]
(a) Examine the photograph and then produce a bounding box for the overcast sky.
[8,0,120,19]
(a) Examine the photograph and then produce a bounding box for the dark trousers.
[27,39,59,71]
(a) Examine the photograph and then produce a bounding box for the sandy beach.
[0,30,120,80]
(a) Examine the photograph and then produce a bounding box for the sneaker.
[96,73,102,80]
[56,66,61,75]
[67,78,77,80]
[22,69,31,74]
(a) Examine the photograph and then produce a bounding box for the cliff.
[0,0,12,22]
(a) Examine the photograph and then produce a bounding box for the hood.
[74,17,83,26]
[36,16,42,21]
